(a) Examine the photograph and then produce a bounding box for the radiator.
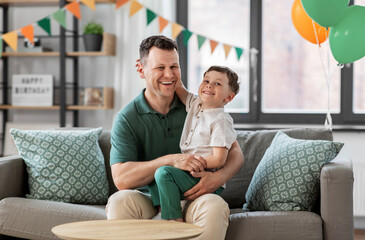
[354,162,365,217]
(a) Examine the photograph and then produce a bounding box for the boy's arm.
[175,80,189,105]
[202,147,229,169]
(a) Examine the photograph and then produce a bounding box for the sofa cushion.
[243,131,343,211]
[10,128,109,204]
[226,209,322,240]
[221,128,333,208]
[0,197,106,240]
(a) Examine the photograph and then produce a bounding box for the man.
[106,35,244,240]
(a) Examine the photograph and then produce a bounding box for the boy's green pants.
[148,166,224,220]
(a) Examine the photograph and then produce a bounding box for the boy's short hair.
[139,35,178,64]
[204,66,240,95]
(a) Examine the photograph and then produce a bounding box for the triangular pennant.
[210,40,218,54]
[223,44,232,58]
[235,47,244,60]
[182,29,193,46]
[80,0,95,10]
[2,31,18,52]
[0,40,2,58]
[116,0,129,9]
[197,35,206,50]
[158,16,169,33]
[171,23,183,39]
[53,9,67,29]
[146,9,157,26]
[129,0,143,17]
[66,2,81,20]
[21,24,34,45]
[37,18,52,36]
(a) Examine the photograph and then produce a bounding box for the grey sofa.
[0,128,354,240]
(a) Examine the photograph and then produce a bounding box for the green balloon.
[301,0,349,27]
[329,5,365,64]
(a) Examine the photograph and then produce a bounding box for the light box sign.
[12,74,54,106]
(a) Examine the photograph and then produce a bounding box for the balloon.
[329,5,365,64]
[292,0,329,44]
[301,0,349,27]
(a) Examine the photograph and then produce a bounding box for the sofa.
[0,128,354,240]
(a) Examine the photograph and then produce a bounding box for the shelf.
[0,0,115,6]
[0,87,114,110]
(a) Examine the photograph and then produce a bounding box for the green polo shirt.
[110,89,187,166]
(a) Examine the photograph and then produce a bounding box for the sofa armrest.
[0,155,27,200]
[320,154,354,240]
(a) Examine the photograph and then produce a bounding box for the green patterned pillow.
[10,128,109,204]
[243,131,343,211]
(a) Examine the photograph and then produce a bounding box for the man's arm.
[111,154,207,190]
[183,141,244,200]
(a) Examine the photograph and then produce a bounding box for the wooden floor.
[355,229,365,240]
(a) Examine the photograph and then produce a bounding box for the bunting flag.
[116,0,129,9]
[197,35,206,50]
[182,29,193,46]
[2,31,18,51]
[21,24,34,44]
[66,2,81,20]
[171,23,183,39]
[81,0,95,11]
[129,0,143,17]
[0,40,2,58]
[235,47,244,60]
[223,44,232,58]
[37,18,51,36]
[158,16,169,33]
[146,9,157,26]
[210,40,218,54]
[53,9,67,29]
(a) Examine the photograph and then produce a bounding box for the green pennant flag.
[235,47,244,61]
[182,29,193,46]
[197,35,206,50]
[0,40,2,58]
[52,9,66,29]
[37,17,52,36]
[146,9,157,26]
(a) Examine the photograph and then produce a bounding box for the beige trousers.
[106,190,230,240]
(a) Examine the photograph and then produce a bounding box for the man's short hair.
[203,65,240,95]
[139,35,178,63]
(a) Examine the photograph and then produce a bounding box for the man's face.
[139,47,181,99]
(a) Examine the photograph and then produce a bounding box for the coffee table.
[52,219,204,240]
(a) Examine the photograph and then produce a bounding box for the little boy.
[149,65,240,221]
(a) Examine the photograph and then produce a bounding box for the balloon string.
[312,20,336,130]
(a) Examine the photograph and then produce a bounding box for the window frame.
[177,0,365,128]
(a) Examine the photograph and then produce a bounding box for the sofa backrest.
[99,128,333,209]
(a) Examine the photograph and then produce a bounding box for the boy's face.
[198,70,235,109]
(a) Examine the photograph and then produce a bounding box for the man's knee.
[186,194,230,221]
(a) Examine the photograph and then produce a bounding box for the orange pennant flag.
[158,16,169,33]
[129,0,143,17]
[116,0,129,9]
[80,0,95,10]
[2,31,18,51]
[210,40,218,54]
[223,44,232,58]
[66,2,81,20]
[21,24,34,45]
[171,22,183,39]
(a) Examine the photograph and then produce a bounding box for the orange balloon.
[291,0,329,44]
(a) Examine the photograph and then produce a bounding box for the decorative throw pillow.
[10,127,109,204]
[243,131,343,211]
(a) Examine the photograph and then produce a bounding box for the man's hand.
[171,154,207,173]
[183,171,223,201]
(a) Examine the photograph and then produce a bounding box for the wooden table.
[52,219,204,240]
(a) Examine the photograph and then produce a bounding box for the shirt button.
[168,128,171,131]
[190,129,193,132]
[162,117,165,119]
[185,142,188,145]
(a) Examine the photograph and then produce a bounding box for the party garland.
[0,0,246,61]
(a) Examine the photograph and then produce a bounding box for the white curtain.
[113,0,176,119]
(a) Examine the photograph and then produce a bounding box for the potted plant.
[83,22,104,52]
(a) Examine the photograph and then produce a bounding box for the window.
[177,0,365,126]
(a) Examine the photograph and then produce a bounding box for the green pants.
[148,166,224,220]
